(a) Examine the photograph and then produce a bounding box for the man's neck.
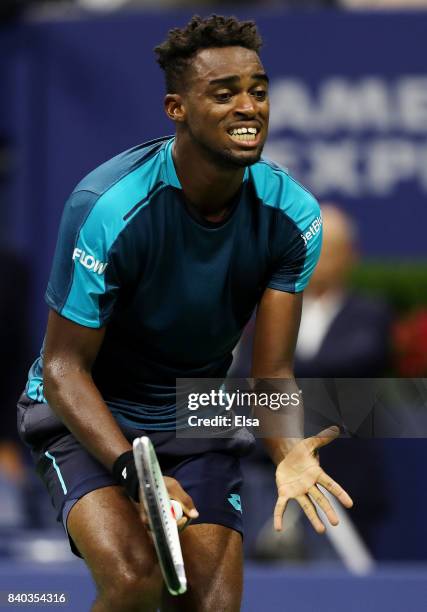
[172,135,245,220]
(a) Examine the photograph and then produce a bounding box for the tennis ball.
[170,499,183,521]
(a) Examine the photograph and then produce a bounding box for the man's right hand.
[112,453,199,530]
[164,476,199,530]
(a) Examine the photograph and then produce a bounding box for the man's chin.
[216,147,264,168]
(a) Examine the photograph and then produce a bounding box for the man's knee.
[97,560,162,611]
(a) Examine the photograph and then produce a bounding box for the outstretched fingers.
[296,495,326,534]
[274,495,289,531]
[318,472,353,508]
[308,485,339,526]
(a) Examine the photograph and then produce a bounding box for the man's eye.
[252,90,267,101]
[215,92,232,102]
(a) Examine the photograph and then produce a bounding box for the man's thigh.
[67,486,163,610]
[161,523,243,612]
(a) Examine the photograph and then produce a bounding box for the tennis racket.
[132,436,187,595]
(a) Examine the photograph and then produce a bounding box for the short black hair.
[154,14,263,94]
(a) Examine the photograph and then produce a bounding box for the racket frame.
[132,436,187,596]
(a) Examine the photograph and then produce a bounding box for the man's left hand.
[274,426,353,533]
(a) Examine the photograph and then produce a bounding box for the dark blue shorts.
[17,394,254,557]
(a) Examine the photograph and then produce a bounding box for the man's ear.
[164,94,185,123]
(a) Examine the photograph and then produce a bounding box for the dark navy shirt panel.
[26,136,322,428]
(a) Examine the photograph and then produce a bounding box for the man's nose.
[234,93,257,116]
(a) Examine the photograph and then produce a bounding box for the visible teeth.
[229,132,256,141]
[229,127,258,136]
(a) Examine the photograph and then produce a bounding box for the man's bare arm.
[251,288,303,463]
[43,310,132,470]
[251,288,353,532]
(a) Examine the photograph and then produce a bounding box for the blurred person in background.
[296,204,392,381]
[234,204,392,559]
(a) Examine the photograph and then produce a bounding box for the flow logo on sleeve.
[72,248,108,274]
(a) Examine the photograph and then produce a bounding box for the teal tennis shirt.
[26,136,322,429]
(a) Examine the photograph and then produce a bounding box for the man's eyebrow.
[208,73,269,87]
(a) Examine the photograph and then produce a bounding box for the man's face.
[178,46,269,168]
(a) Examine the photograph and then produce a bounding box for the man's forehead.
[189,46,264,84]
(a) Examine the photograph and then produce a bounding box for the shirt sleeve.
[268,208,323,294]
[45,190,121,328]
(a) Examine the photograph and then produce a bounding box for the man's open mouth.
[227,126,259,143]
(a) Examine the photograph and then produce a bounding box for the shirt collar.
[163,137,181,189]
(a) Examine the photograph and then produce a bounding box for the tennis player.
[18,15,353,611]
